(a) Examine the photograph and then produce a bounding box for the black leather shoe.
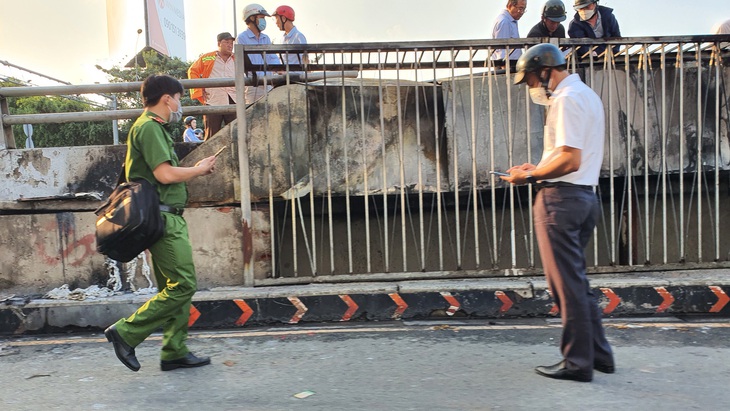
[160,352,211,371]
[535,360,592,382]
[594,361,616,374]
[104,325,140,372]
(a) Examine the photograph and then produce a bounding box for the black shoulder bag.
[94,166,165,262]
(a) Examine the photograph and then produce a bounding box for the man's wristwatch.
[525,172,537,185]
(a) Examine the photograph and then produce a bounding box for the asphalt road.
[1,317,729,410]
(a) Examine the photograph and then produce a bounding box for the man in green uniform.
[104,74,217,372]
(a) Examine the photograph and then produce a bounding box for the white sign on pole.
[146,0,186,61]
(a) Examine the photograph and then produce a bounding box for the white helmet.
[243,3,270,20]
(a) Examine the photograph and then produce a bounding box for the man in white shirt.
[491,0,527,60]
[501,43,614,383]
[187,32,237,139]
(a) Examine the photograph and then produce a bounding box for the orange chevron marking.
[709,286,730,313]
[600,288,621,314]
[440,292,461,316]
[339,295,359,321]
[495,291,513,313]
[233,299,254,326]
[389,293,408,319]
[288,296,308,324]
[188,304,201,327]
[655,287,674,313]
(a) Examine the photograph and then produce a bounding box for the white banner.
[146,0,186,60]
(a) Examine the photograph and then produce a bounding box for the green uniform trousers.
[114,213,197,361]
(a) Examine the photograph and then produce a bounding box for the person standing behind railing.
[187,32,237,140]
[237,3,282,104]
[567,0,621,57]
[527,0,567,38]
[272,5,308,69]
[491,0,528,61]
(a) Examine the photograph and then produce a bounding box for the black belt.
[159,204,184,216]
[536,181,593,191]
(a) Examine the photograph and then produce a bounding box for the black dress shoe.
[160,352,211,371]
[535,360,592,382]
[104,325,140,372]
[594,361,616,374]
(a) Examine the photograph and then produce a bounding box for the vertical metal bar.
[505,53,517,268]
[524,52,534,269]
[643,48,651,263]
[488,49,499,267]
[323,52,335,274]
[414,50,426,271]
[451,48,462,269]
[696,44,703,262]
[378,50,390,272]
[358,55,372,273]
[342,50,353,273]
[678,43,685,262]
[234,44,255,286]
[0,96,16,150]
[626,45,633,266]
[661,45,668,264]
[285,51,299,278]
[302,54,317,276]
[433,49,444,271]
[468,47,480,268]
[396,50,408,272]
[607,50,616,266]
[714,43,721,261]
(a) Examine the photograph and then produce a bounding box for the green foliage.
[1,79,113,148]
[96,51,199,142]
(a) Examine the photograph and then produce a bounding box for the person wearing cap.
[491,0,528,61]
[568,0,621,57]
[187,32,237,140]
[500,43,614,383]
[182,116,203,143]
[272,5,308,68]
[527,0,567,38]
[237,3,282,104]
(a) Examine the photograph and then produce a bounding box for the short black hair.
[140,74,184,107]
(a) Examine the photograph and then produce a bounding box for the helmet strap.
[540,68,554,96]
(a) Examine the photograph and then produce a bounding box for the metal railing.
[233,37,730,285]
[2,36,729,286]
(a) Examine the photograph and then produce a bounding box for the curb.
[2,272,729,335]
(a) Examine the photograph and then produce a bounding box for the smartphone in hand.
[213,146,227,158]
[489,171,510,177]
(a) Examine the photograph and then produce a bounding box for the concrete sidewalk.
[2,270,729,335]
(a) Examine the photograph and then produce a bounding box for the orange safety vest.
[187,51,235,105]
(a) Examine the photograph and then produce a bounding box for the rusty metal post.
[0,96,16,149]
[235,44,255,287]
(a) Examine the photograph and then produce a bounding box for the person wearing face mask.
[568,0,621,57]
[104,74,217,373]
[237,3,282,104]
[500,43,614,383]
[527,0,567,38]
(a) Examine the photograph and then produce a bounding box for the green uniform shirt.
[125,111,188,208]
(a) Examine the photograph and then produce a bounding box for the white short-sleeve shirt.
[538,73,605,186]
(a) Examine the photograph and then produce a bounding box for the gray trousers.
[533,185,614,372]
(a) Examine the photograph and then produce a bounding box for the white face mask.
[529,87,552,106]
[578,7,595,21]
[168,98,183,123]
